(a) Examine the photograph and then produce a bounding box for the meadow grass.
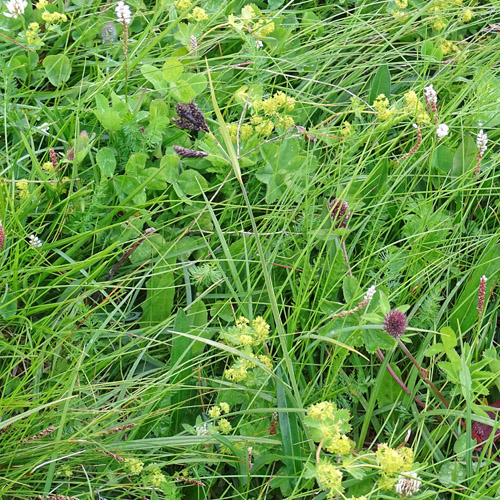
[0,0,500,498]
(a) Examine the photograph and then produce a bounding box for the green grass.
[1,0,500,498]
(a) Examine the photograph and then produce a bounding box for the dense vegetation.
[1,0,500,498]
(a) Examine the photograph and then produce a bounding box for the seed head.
[115,1,132,25]
[172,102,209,133]
[173,146,208,158]
[383,309,407,338]
[329,198,350,229]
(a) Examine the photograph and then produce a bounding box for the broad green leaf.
[440,326,457,351]
[439,461,467,487]
[162,57,183,82]
[422,40,443,61]
[43,54,71,86]
[369,64,391,104]
[362,329,396,353]
[451,135,476,178]
[0,291,17,319]
[177,169,208,196]
[112,175,146,205]
[96,109,123,131]
[183,73,207,96]
[432,144,453,174]
[424,343,444,357]
[171,79,196,102]
[96,147,116,177]
[141,64,167,91]
[142,263,175,327]
[343,275,360,303]
[125,152,147,176]
[378,290,390,316]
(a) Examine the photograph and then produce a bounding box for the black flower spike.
[329,198,350,229]
[172,102,209,133]
[173,146,208,159]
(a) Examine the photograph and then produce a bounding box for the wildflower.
[49,148,58,168]
[255,39,263,48]
[316,461,343,494]
[462,9,473,22]
[256,21,275,36]
[395,0,407,7]
[262,96,279,116]
[173,146,208,158]
[224,366,248,382]
[436,123,449,139]
[432,18,447,31]
[477,128,488,157]
[439,39,459,56]
[240,123,253,139]
[35,0,47,8]
[124,457,144,475]
[373,94,393,120]
[115,1,132,25]
[29,234,43,248]
[220,402,230,414]
[241,4,257,19]
[276,115,295,130]
[308,401,337,421]
[340,121,354,138]
[42,161,55,173]
[331,285,376,318]
[252,316,270,341]
[195,422,212,436]
[208,406,221,418]
[0,220,4,250]
[383,309,408,338]
[26,22,41,45]
[248,446,253,471]
[376,444,413,476]
[395,471,422,497]
[172,102,209,133]
[477,275,487,317]
[239,334,253,346]
[174,0,192,10]
[258,355,273,369]
[190,6,208,22]
[329,198,350,229]
[41,11,67,23]
[17,179,29,199]
[217,418,232,434]
[149,467,167,488]
[4,0,27,18]
[424,85,437,105]
[254,119,274,136]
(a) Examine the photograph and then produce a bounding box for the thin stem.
[316,438,324,464]
[340,239,353,276]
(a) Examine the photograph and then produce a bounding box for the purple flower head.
[329,198,350,229]
[383,309,407,338]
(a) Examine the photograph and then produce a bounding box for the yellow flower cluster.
[440,39,459,56]
[174,0,192,10]
[189,6,209,22]
[41,11,67,23]
[432,18,447,31]
[35,0,48,8]
[26,22,41,46]
[373,94,394,121]
[217,418,232,434]
[124,457,144,475]
[308,401,337,421]
[228,3,275,41]
[260,91,295,116]
[376,444,414,476]
[404,90,430,124]
[42,161,55,173]
[395,0,407,7]
[148,466,167,488]
[208,403,230,418]
[340,121,354,138]
[462,8,473,22]
[17,179,29,199]
[316,461,343,497]
[224,365,248,382]
[227,123,254,141]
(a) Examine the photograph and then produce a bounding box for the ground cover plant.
[0,0,500,498]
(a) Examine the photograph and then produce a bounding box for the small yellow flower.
[220,402,230,414]
[35,0,48,8]
[276,115,295,130]
[440,39,459,56]
[432,18,447,31]
[316,461,343,493]
[250,114,263,125]
[28,22,39,30]
[148,467,166,488]
[174,0,192,10]
[224,366,248,382]
[42,161,55,173]
[240,124,253,140]
[239,334,253,346]
[262,96,279,116]
[190,6,208,22]
[340,121,353,138]
[462,8,473,22]
[308,401,337,421]
[257,21,274,36]
[395,0,407,8]
[255,119,274,136]
[208,406,221,418]
[258,355,273,370]
[241,4,257,20]
[376,444,414,476]
[124,457,144,475]
[218,418,232,434]
[41,11,67,23]
[252,316,270,341]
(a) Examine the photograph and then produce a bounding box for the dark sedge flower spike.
[329,198,350,229]
[383,309,407,338]
[172,102,209,133]
[173,146,208,159]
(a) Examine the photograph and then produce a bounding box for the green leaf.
[438,462,467,487]
[424,343,444,357]
[451,135,476,178]
[162,57,183,83]
[171,79,196,102]
[96,147,116,177]
[142,263,175,327]
[112,175,146,205]
[96,109,123,131]
[343,275,360,303]
[125,152,148,176]
[362,329,396,353]
[141,64,167,90]
[177,169,208,196]
[369,64,391,104]
[432,144,453,174]
[378,290,390,316]
[440,326,457,351]
[0,291,17,319]
[183,73,207,96]
[422,40,443,61]
[43,54,71,86]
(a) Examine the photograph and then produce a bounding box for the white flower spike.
[115,1,132,25]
